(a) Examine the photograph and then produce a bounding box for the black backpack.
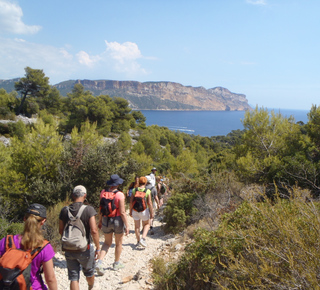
[100,190,119,217]
[132,188,147,212]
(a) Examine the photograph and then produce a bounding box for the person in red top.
[96,174,129,274]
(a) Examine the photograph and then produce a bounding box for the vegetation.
[153,189,320,290]
[2,67,320,289]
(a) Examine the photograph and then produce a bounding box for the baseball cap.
[26,203,46,218]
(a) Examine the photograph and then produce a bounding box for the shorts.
[101,216,124,234]
[132,208,150,221]
[65,244,95,281]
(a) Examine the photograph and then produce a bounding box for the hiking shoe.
[113,262,125,271]
[139,238,147,247]
[95,260,105,276]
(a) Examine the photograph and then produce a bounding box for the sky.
[0,0,319,110]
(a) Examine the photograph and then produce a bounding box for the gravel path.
[53,209,177,290]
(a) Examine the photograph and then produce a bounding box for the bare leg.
[114,233,124,262]
[70,281,79,290]
[86,275,95,289]
[134,219,141,243]
[141,219,150,240]
[99,233,113,261]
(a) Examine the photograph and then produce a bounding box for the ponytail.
[21,214,45,250]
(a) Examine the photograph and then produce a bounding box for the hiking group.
[0,168,168,290]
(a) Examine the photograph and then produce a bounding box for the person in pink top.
[0,203,57,290]
[96,174,129,274]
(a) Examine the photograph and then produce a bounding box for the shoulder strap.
[76,205,87,219]
[30,240,50,258]
[5,235,15,251]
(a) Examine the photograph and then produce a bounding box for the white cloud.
[105,41,142,63]
[246,0,267,5]
[0,0,41,34]
[0,37,151,84]
[76,51,101,66]
[103,41,147,74]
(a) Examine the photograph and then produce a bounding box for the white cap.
[73,185,87,195]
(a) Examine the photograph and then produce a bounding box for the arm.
[119,198,129,235]
[89,215,101,259]
[98,209,102,229]
[147,193,154,219]
[58,219,64,236]
[43,259,58,290]
[129,191,134,217]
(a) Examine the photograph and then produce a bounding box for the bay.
[141,109,309,137]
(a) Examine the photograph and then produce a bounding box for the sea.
[141,109,310,137]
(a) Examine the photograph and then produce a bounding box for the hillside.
[0,78,251,111]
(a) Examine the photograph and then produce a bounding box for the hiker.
[130,176,154,247]
[146,175,159,235]
[96,174,129,273]
[59,185,100,290]
[156,176,167,208]
[149,167,157,187]
[0,203,57,290]
[126,176,139,203]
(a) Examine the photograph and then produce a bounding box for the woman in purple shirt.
[0,203,57,290]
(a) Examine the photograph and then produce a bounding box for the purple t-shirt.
[0,235,55,290]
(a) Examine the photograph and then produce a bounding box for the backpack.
[100,190,118,217]
[160,183,167,195]
[132,188,148,212]
[61,205,88,252]
[0,235,48,290]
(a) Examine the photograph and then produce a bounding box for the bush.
[155,188,320,289]
[0,219,24,237]
[163,192,198,234]
[43,200,70,251]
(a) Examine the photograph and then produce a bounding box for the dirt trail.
[53,209,177,290]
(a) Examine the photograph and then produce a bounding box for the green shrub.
[163,192,198,234]
[43,200,70,251]
[155,188,320,289]
[0,219,24,237]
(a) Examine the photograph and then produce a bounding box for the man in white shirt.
[149,167,157,187]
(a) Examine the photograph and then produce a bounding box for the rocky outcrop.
[0,78,251,111]
[56,80,251,111]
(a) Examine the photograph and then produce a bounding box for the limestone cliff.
[55,79,251,111]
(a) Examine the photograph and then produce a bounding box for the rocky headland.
[55,80,251,111]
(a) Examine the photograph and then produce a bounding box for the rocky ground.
[52,207,183,290]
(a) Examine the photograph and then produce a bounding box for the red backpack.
[132,188,148,212]
[0,235,49,290]
[100,190,118,217]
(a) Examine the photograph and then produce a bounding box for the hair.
[156,176,161,182]
[139,176,147,185]
[134,176,139,187]
[21,214,45,250]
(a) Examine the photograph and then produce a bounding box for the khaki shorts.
[101,216,124,234]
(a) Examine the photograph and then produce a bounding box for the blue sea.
[141,109,310,137]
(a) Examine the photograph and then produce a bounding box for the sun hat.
[151,167,157,171]
[106,174,124,186]
[26,203,47,218]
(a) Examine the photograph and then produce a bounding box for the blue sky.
[0,0,319,110]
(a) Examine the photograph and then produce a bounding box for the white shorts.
[132,208,150,221]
